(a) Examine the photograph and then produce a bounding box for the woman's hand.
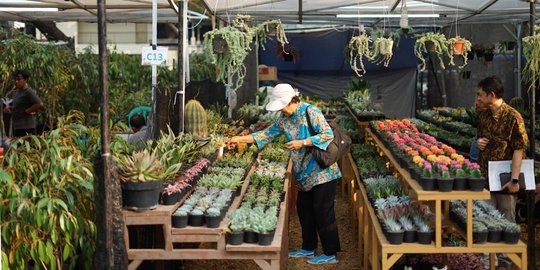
[226,136,241,149]
[285,140,304,151]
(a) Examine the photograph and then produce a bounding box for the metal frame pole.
[527,1,536,269]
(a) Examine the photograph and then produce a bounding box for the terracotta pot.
[453,40,465,55]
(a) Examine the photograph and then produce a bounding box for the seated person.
[127,114,148,149]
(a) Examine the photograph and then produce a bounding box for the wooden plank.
[170,234,222,243]
[127,260,143,270]
[365,128,491,201]
[127,249,278,260]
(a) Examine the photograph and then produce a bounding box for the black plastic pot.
[403,230,417,243]
[503,231,520,244]
[416,231,433,245]
[244,231,258,243]
[488,230,502,243]
[475,49,485,58]
[172,215,188,228]
[188,214,205,226]
[161,192,180,205]
[212,35,228,54]
[453,177,468,191]
[228,231,244,245]
[258,231,275,246]
[473,231,488,243]
[468,178,485,191]
[420,177,437,191]
[437,178,454,192]
[386,231,404,245]
[121,181,162,211]
[205,215,221,228]
[484,53,494,62]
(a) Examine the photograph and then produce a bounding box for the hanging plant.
[414,32,452,71]
[369,37,394,67]
[256,19,288,51]
[348,32,373,77]
[522,27,540,92]
[232,14,255,36]
[448,36,472,68]
[275,41,300,63]
[203,26,252,93]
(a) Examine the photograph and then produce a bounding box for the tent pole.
[178,0,187,133]
[527,2,536,270]
[150,0,158,139]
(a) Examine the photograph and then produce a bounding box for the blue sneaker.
[288,249,315,258]
[307,254,338,265]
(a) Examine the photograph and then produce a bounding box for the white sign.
[141,46,168,66]
[488,159,536,191]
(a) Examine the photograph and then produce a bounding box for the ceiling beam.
[372,0,401,28]
[304,0,381,13]
[458,0,499,22]
[206,0,285,12]
[69,0,97,16]
[413,0,477,13]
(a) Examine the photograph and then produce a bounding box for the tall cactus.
[185,99,208,137]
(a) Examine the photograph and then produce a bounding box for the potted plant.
[399,216,417,243]
[502,222,521,244]
[189,206,206,226]
[255,214,278,245]
[448,36,472,68]
[473,43,485,58]
[227,208,247,245]
[484,44,495,61]
[205,207,222,228]
[414,217,434,245]
[435,165,453,193]
[116,150,166,211]
[467,163,485,191]
[172,207,190,228]
[203,26,252,94]
[232,14,254,33]
[256,19,288,51]
[472,220,488,243]
[487,220,503,243]
[383,218,404,245]
[348,32,373,77]
[414,32,452,71]
[161,180,192,205]
[453,166,468,190]
[369,36,394,67]
[275,41,300,63]
[420,162,437,191]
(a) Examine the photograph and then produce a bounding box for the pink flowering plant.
[440,165,451,179]
[422,161,433,178]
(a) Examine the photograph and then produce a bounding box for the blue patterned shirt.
[252,102,342,191]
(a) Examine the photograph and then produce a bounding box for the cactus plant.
[185,99,208,137]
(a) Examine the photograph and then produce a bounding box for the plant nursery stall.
[2,0,540,270]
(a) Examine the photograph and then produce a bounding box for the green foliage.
[256,19,288,51]
[414,32,452,71]
[447,36,472,68]
[1,111,96,269]
[189,52,217,82]
[116,149,166,182]
[455,168,466,178]
[348,32,372,77]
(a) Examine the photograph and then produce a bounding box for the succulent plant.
[503,222,521,234]
[116,149,166,182]
[174,208,189,216]
[206,207,221,217]
[185,99,208,137]
[190,207,204,216]
[472,220,487,233]
[399,216,415,231]
[383,218,403,232]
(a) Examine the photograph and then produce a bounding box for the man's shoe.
[288,249,315,258]
[307,254,338,265]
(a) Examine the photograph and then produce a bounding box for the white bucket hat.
[265,83,299,111]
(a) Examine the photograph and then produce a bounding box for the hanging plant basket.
[448,36,472,68]
[369,37,394,67]
[414,32,452,71]
[212,34,229,54]
[265,23,278,36]
[233,14,254,33]
[257,19,288,51]
[348,32,373,77]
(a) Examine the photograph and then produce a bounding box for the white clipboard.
[488,159,535,191]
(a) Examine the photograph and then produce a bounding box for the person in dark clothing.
[127,114,148,149]
[3,70,44,137]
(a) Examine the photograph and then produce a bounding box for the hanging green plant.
[369,37,394,67]
[233,14,255,34]
[203,26,252,93]
[256,19,288,51]
[348,32,373,77]
[448,36,472,68]
[414,32,452,71]
[523,28,540,92]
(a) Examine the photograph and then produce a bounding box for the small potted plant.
[453,165,468,191]
[256,19,288,50]
[487,220,503,243]
[448,36,472,68]
[227,209,247,245]
[383,218,404,245]
[472,220,488,244]
[161,180,192,205]
[172,207,190,228]
[188,206,206,226]
[348,32,373,77]
[413,215,433,245]
[473,43,485,58]
[116,150,166,211]
[399,216,417,243]
[369,36,394,67]
[232,14,254,33]
[255,214,278,246]
[484,44,495,62]
[420,162,437,191]
[467,163,485,191]
[205,207,222,228]
[502,222,521,244]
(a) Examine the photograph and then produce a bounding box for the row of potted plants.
[172,187,234,228]
[363,176,435,245]
[350,144,391,179]
[371,119,485,192]
[408,118,473,153]
[450,200,521,244]
[161,157,211,205]
[416,109,477,137]
[343,88,385,120]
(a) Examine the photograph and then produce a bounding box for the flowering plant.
[421,161,433,178]
[162,180,191,195]
[469,163,482,178]
[440,165,451,179]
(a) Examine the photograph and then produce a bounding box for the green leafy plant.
[348,32,372,77]
[116,149,166,182]
[256,19,288,51]
[369,37,394,67]
[414,32,452,71]
[448,36,472,68]
[523,28,540,92]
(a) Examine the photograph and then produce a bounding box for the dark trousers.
[13,128,35,137]
[297,180,341,255]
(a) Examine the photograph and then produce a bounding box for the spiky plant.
[116,149,166,182]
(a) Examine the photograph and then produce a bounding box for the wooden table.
[346,129,528,270]
[122,160,293,270]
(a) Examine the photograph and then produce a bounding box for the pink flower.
[450,160,458,166]
[423,161,432,170]
[440,165,449,172]
[453,164,462,170]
